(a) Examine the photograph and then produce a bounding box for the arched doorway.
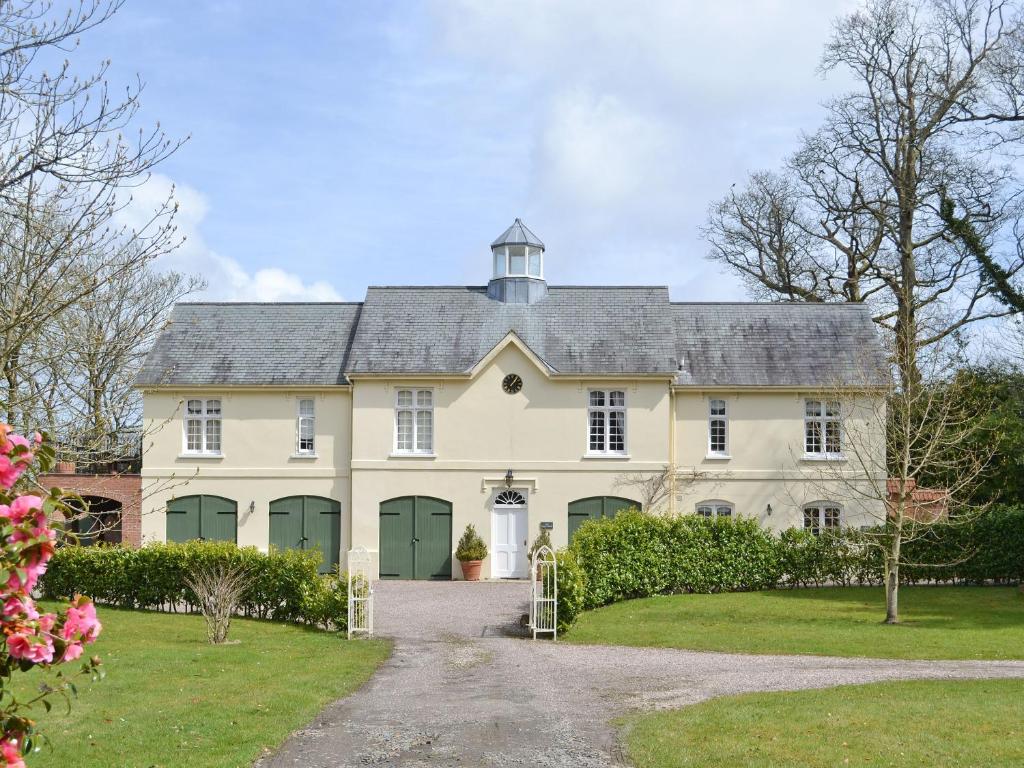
[379,496,452,580]
[67,495,123,546]
[567,496,639,542]
[269,495,341,573]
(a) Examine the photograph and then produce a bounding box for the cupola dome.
[487,218,546,304]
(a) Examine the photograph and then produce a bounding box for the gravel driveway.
[262,580,1024,767]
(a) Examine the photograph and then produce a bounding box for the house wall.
[672,390,886,530]
[138,345,886,578]
[349,344,670,576]
[140,389,352,551]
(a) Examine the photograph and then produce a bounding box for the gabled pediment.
[466,332,555,379]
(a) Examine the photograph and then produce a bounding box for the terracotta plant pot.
[460,559,483,581]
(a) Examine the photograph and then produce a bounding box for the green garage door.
[269,496,341,573]
[568,496,639,542]
[379,496,452,580]
[166,495,237,543]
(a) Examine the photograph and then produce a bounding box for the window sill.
[178,453,224,460]
[389,452,436,459]
[289,453,319,460]
[582,453,630,460]
[801,454,847,462]
[704,454,731,460]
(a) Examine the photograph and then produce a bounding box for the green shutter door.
[568,496,639,542]
[379,497,415,579]
[166,496,237,543]
[379,496,453,580]
[200,496,238,542]
[269,496,341,574]
[304,496,341,574]
[414,497,452,580]
[167,496,201,542]
[269,497,304,551]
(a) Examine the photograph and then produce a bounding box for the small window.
[395,388,434,454]
[804,503,842,535]
[296,398,315,454]
[493,247,506,277]
[708,398,728,455]
[527,247,542,277]
[184,398,222,455]
[588,389,626,454]
[508,245,527,275]
[805,399,842,457]
[696,501,733,518]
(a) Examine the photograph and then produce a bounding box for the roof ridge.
[670,301,869,307]
[177,301,364,306]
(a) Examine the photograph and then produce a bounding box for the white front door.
[491,490,528,578]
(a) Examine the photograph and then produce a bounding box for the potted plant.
[455,524,488,581]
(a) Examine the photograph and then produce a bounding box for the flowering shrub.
[0,426,102,766]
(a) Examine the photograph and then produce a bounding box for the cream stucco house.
[137,219,888,579]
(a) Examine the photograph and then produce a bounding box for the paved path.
[263,581,1024,767]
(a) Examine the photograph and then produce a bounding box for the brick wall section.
[37,473,143,548]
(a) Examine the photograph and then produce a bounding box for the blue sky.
[79,0,855,301]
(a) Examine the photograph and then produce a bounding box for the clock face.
[502,373,523,394]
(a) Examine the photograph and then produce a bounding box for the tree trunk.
[885,522,902,624]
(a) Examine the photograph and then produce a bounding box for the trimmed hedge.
[40,540,349,631]
[556,507,1024,630]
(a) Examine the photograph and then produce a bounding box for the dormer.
[487,218,547,304]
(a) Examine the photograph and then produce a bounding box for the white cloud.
[118,174,343,302]
[539,90,671,209]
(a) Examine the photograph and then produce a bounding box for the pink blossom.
[7,629,54,664]
[2,496,42,524]
[0,738,24,768]
[61,642,84,662]
[62,600,101,643]
[2,596,37,621]
[0,456,24,490]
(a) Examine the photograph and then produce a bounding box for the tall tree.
[704,0,1024,622]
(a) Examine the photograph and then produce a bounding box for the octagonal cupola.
[487,218,547,304]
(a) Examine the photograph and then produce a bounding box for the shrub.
[553,549,588,633]
[299,569,349,632]
[455,524,487,562]
[41,540,343,631]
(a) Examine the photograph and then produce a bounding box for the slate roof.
[491,218,544,249]
[346,286,679,375]
[135,303,362,386]
[671,302,889,388]
[137,291,889,388]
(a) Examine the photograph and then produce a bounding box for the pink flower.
[3,496,42,524]
[0,456,24,490]
[1,738,24,768]
[62,600,101,643]
[2,596,37,621]
[7,629,54,664]
[61,642,84,662]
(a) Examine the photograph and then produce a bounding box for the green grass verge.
[623,679,1024,768]
[566,586,1024,659]
[20,606,390,768]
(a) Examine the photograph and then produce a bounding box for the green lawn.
[623,679,1024,768]
[19,607,390,768]
[567,586,1024,659]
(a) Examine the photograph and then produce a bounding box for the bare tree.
[800,344,992,623]
[614,465,709,514]
[184,563,254,645]
[704,0,1024,388]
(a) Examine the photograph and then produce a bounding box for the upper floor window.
[588,389,626,454]
[395,388,433,454]
[184,399,221,455]
[708,398,728,456]
[491,244,543,278]
[696,500,733,518]
[804,400,842,457]
[296,398,315,455]
[804,503,842,535]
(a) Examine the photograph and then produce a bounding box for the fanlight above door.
[494,490,526,506]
